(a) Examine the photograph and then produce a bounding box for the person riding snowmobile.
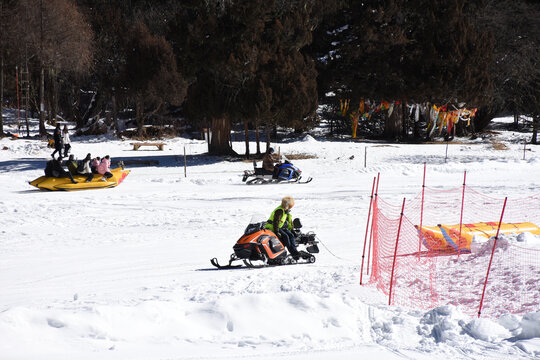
[265,196,300,259]
[262,147,278,175]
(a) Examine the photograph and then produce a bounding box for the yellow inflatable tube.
[416,222,540,252]
[29,167,130,191]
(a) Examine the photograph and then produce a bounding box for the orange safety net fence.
[367,185,540,318]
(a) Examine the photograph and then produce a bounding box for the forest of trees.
[0,0,538,154]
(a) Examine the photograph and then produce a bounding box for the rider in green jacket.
[265,196,300,259]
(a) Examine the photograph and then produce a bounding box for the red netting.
[368,185,540,318]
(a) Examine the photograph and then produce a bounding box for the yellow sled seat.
[29,167,130,191]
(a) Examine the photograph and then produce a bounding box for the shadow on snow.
[0,153,242,174]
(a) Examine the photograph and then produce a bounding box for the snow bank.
[300,134,318,143]
[471,232,540,255]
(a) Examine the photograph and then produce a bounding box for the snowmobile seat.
[254,167,266,176]
[253,161,273,176]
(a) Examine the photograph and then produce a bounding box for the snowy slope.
[0,114,539,359]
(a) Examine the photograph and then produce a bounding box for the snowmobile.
[242,159,312,185]
[210,216,319,269]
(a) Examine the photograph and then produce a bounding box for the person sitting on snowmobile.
[265,196,300,259]
[262,147,278,176]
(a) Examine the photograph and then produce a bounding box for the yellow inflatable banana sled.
[416,222,540,252]
[29,167,130,191]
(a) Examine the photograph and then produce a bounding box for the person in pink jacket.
[97,155,113,180]
[91,156,101,174]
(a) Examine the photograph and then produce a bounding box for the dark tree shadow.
[0,153,243,174]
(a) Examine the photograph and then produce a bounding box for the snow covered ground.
[0,112,539,359]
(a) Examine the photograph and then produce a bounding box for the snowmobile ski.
[245,176,313,185]
[210,257,243,269]
[210,253,316,269]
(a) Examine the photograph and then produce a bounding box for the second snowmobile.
[210,216,319,269]
[242,160,312,185]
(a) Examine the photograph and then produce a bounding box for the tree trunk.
[532,114,538,145]
[47,90,52,125]
[383,104,402,140]
[46,69,53,125]
[0,55,4,136]
[74,88,83,129]
[39,0,46,136]
[39,66,46,136]
[209,117,236,155]
[206,121,210,153]
[514,111,519,130]
[244,120,250,159]
[50,68,57,125]
[24,65,30,137]
[265,123,271,151]
[0,0,2,136]
[136,96,144,138]
[47,74,53,125]
[401,102,408,139]
[255,120,261,155]
[112,92,119,132]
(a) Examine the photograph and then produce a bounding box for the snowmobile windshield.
[244,214,268,235]
[248,213,267,225]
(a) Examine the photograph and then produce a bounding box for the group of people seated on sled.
[44,153,113,184]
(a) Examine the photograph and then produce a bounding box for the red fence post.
[458,171,467,257]
[388,198,406,306]
[360,177,377,284]
[367,172,380,275]
[478,197,507,318]
[419,162,426,256]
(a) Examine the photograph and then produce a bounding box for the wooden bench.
[130,142,166,151]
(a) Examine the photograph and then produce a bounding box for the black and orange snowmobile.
[210,216,319,269]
